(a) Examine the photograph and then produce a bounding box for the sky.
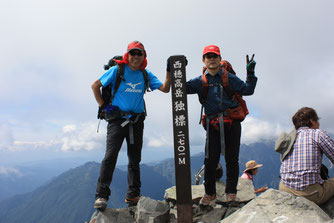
[1,0,334,169]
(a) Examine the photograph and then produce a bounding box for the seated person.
[277,107,334,205]
[241,160,268,194]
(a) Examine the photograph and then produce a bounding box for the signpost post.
[170,55,192,222]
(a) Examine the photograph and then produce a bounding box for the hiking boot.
[94,197,107,210]
[225,193,238,206]
[199,194,216,206]
[125,195,141,205]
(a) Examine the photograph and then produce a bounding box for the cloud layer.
[1,0,333,164]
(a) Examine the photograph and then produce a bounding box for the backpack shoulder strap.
[221,65,234,98]
[110,63,125,103]
[140,68,150,116]
[200,73,209,104]
[141,68,151,93]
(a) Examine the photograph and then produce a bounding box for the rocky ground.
[86,178,334,223]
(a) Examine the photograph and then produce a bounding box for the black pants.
[204,120,241,195]
[95,116,144,200]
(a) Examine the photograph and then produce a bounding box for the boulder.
[135,196,170,223]
[193,204,227,223]
[220,189,331,223]
[88,208,136,223]
[164,178,255,205]
[321,196,334,219]
[235,178,256,201]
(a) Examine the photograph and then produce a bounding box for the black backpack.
[98,56,151,120]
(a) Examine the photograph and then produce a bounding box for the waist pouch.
[225,105,247,121]
[102,110,145,123]
[226,94,249,121]
[102,110,123,122]
[201,114,233,131]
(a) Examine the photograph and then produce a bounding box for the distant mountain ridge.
[1,141,333,223]
[0,162,172,223]
[0,158,92,202]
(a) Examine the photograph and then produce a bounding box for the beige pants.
[279,178,334,205]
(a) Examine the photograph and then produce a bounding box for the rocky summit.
[86,178,334,223]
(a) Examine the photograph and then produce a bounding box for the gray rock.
[193,204,227,223]
[164,184,206,204]
[135,196,170,223]
[220,189,331,223]
[165,178,255,205]
[90,208,136,223]
[321,196,334,219]
[236,178,256,201]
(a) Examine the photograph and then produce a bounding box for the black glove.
[97,103,107,119]
[167,56,188,72]
[246,54,256,75]
[167,57,171,72]
[98,105,104,119]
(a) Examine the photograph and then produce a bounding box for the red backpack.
[200,60,249,128]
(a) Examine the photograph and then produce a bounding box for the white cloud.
[60,122,105,151]
[0,166,22,176]
[146,136,172,148]
[241,116,285,145]
[1,0,334,163]
[62,124,77,133]
[0,123,14,150]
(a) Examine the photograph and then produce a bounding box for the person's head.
[244,160,263,176]
[292,107,320,130]
[202,45,222,71]
[126,41,146,70]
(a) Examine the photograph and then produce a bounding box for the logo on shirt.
[125,82,142,93]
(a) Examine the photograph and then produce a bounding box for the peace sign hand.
[246,54,256,75]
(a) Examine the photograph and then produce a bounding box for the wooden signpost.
[170,55,192,222]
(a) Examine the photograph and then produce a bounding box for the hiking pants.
[279,178,334,205]
[95,116,144,200]
[204,120,241,195]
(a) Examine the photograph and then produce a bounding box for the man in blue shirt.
[186,45,258,206]
[91,41,171,209]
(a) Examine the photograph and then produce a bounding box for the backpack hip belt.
[120,112,145,144]
[205,112,225,159]
[204,112,232,159]
[201,112,233,131]
[105,111,145,144]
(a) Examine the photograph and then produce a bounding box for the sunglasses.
[129,50,144,56]
[204,53,219,59]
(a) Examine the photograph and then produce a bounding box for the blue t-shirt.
[99,64,162,113]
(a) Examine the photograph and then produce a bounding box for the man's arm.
[318,130,334,163]
[91,79,104,107]
[158,71,171,93]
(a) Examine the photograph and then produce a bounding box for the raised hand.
[246,54,256,75]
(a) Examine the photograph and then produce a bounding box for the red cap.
[203,45,220,56]
[127,41,145,52]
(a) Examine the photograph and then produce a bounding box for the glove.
[167,57,171,72]
[246,54,256,75]
[167,56,188,72]
[98,105,104,119]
